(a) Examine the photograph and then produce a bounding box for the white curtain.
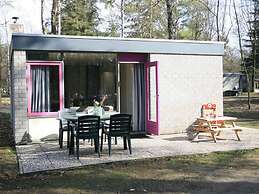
[31,66,51,112]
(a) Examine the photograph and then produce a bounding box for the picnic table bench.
[192,116,242,142]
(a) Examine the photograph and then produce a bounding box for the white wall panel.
[150,54,223,134]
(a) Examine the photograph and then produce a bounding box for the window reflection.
[26,52,118,112]
[63,53,117,110]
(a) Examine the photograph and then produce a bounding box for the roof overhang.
[11,33,225,56]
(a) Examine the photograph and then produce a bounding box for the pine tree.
[244,0,259,91]
[61,0,100,36]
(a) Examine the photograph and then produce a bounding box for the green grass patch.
[0,147,17,180]
[224,96,259,129]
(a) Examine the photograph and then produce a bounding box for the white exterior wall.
[150,54,223,134]
[29,118,59,141]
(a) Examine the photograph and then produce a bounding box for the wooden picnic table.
[193,116,242,142]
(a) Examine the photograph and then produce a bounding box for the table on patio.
[193,116,242,142]
[61,111,119,154]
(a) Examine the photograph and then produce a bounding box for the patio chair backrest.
[201,103,217,118]
[58,108,69,127]
[58,108,69,119]
[109,114,132,135]
[77,115,100,136]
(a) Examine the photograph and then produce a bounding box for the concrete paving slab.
[16,128,259,174]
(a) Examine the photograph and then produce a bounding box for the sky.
[0,0,46,42]
[0,0,240,48]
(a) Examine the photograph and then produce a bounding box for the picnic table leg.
[234,130,241,141]
[232,121,241,141]
[191,132,200,142]
[210,131,217,143]
[207,121,217,143]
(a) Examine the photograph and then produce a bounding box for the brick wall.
[11,51,29,144]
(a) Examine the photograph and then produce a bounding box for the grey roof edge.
[11,33,225,56]
[12,33,225,45]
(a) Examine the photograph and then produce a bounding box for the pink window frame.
[26,61,63,117]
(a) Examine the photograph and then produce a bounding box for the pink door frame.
[117,53,148,63]
[145,61,159,135]
[26,61,64,117]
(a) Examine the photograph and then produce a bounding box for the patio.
[16,127,259,174]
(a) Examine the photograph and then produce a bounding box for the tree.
[41,0,46,34]
[166,0,174,39]
[61,0,100,36]
[105,15,120,37]
[165,0,189,39]
[233,0,251,109]
[177,0,212,40]
[51,0,60,34]
[243,0,259,92]
[125,0,166,38]
[0,45,8,95]
[102,0,166,38]
[101,0,124,37]
[0,0,13,98]
[120,0,125,37]
[224,46,241,72]
[101,0,234,46]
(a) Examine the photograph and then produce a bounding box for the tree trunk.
[41,0,45,34]
[233,0,251,109]
[57,0,61,35]
[149,0,153,38]
[216,0,220,41]
[51,0,58,34]
[252,33,256,92]
[166,0,173,39]
[252,4,257,92]
[120,0,125,38]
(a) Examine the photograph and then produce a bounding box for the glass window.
[63,53,117,110]
[27,62,63,116]
[148,66,157,122]
[26,52,118,113]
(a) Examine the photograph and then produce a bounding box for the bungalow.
[10,33,224,144]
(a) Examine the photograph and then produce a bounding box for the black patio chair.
[100,114,132,156]
[75,115,100,159]
[58,111,70,149]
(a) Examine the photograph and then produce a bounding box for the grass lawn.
[224,94,259,129]
[1,147,259,193]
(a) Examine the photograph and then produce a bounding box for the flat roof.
[11,33,225,56]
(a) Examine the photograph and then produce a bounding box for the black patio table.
[61,111,119,155]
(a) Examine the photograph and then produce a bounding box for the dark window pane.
[31,65,59,112]
[63,53,117,110]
